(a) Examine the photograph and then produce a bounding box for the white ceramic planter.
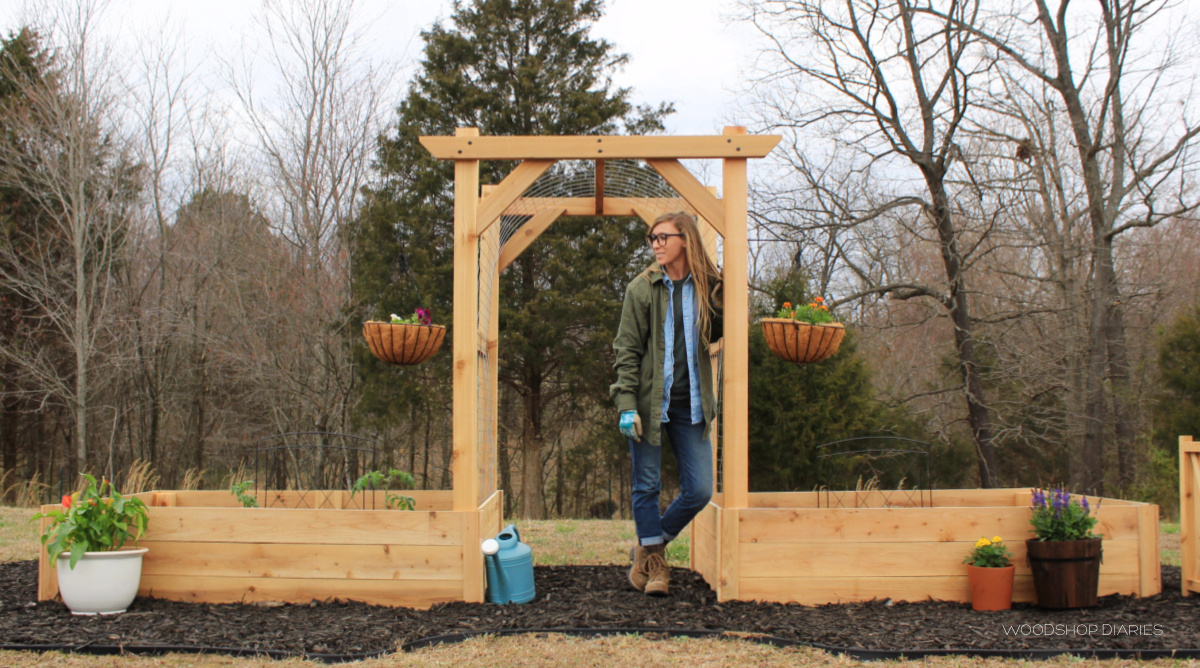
[55,547,148,615]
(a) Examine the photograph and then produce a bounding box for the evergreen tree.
[1154,307,1200,457]
[748,273,938,493]
[349,0,671,516]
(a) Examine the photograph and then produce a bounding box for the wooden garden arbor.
[421,127,779,596]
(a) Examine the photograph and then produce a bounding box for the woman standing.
[610,211,722,596]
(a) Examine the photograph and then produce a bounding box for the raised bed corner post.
[451,128,485,603]
[719,126,749,602]
[1182,435,1200,596]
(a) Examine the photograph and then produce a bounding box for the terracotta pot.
[362,322,446,365]
[966,564,1015,611]
[1026,538,1102,609]
[760,318,845,364]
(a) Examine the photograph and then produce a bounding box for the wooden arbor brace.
[426,128,780,522]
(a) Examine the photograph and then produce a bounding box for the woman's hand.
[619,410,642,440]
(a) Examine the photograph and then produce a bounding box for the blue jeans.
[629,403,714,546]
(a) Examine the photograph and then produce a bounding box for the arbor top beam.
[420,132,781,160]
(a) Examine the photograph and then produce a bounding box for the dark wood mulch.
[2,559,1198,656]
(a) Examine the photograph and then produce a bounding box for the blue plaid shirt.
[661,273,703,424]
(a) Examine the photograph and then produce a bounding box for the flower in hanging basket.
[32,474,149,570]
[364,307,445,365]
[1029,486,1102,541]
[963,535,1012,568]
[761,296,844,364]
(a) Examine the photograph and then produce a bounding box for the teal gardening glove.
[619,410,642,441]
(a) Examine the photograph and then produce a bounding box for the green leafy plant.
[351,468,417,510]
[32,474,149,569]
[775,297,837,324]
[963,536,1012,568]
[1030,487,1102,541]
[230,480,258,508]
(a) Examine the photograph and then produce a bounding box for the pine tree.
[349,0,671,516]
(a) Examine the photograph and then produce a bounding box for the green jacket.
[609,265,722,447]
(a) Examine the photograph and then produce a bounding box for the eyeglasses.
[646,232,684,246]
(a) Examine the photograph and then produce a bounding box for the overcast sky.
[0,0,759,136]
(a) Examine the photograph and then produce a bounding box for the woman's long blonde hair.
[650,211,722,346]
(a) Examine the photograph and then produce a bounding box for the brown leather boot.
[628,544,649,591]
[643,543,669,596]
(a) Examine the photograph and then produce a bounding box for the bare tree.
[919,0,1200,493]
[740,0,1004,485]
[0,1,136,475]
[222,0,393,436]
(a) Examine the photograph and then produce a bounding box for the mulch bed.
[2,559,1198,657]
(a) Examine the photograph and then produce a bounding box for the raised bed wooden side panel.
[155,489,453,510]
[37,496,474,609]
[731,496,1159,606]
[689,501,719,588]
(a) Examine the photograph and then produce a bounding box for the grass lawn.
[0,506,1188,666]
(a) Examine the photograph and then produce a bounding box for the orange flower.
[61,494,71,509]
[782,302,791,309]
[815,296,824,303]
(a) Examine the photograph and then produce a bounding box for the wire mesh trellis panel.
[813,436,934,508]
[251,432,380,510]
[475,159,721,508]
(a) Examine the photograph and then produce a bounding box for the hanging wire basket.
[362,321,446,365]
[760,318,845,364]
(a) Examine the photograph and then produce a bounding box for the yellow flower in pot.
[963,536,1015,611]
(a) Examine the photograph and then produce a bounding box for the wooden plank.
[739,505,1142,544]
[504,196,700,217]
[452,127,481,513]
[168,490,454,510]
[420,134,782,160]
[140,542,463,580]
[479,490,503,541]
[477,159,555,234]
[722,126,749,510]
[1181,434,1200,453]
[748,488,1033,510]
[139,574,462,610]
[37,508,57,601]
[740,540,1142,578]
[1138,502,1162,596]
[142,507,465,546]
[737,573,1144,606]
[718,507,739,601]
[152,492,177,507]
[698,186,722,267]
[646,159,725,235]
[497,207,565,273]
[1184,437,1198,595]
[463,508,484,602]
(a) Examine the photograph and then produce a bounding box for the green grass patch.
[1162,522,1180,535]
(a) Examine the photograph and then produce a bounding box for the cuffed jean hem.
[638,536,665,547]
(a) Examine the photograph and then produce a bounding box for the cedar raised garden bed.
[37,489,503,610]
[689,488,1160,605]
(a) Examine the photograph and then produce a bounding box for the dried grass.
[0,470,48,507]
[118,460,161,494]
[0,506,38,563]
[220,463,254,491]
[180,467,206,491]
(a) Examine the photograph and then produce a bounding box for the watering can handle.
[510,525,520,543]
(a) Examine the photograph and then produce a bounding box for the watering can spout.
[480,523,535,604]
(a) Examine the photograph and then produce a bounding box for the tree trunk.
[925,173,998,486]
[520,371,545,519]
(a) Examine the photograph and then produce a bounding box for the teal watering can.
[480,524,535,604]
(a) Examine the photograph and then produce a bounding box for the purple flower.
[415,308,432,326]
[1081,497,1090,514]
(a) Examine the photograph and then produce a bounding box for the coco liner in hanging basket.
[761,318,845,364]
[362,321,446,365]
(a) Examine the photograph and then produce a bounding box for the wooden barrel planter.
[1026,538,1103,609]
[362,321,446,365]
[761,318,845,364]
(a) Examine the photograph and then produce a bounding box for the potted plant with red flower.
[761,297,845,364]
[33,474,150,615]
[362,307,445,365]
